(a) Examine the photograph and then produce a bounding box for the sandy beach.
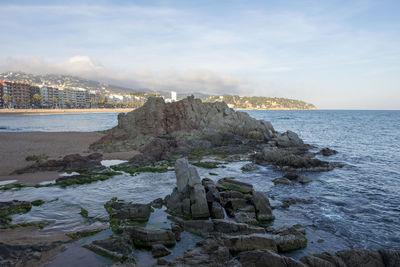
[0,108,134,117]
[0,132,138,185]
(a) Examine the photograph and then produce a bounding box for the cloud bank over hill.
[1,1,399,109]
[0,56,245,95]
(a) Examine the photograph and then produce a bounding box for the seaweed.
[110,165,168,175]
[79,207,89,218]
[31,200,45,206]
[66,228,105,240]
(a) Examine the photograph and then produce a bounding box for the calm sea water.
[0,110,399,263]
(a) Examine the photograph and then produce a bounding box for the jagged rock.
[220,190,245,201]
[300,249,389,267]
[171,217,214,237]
[14,153,105,174]
[124,226,176,247]
[284,172,299,180]
[252,191,274,221]
[213,219,265,235]
[109,201,151,221]
[190,184,210,218]
[237,249,307,267]
[336,249,385,267]
[256,147,341,172]
[151,198,164,209]
[171,223,183,241]
[166,159,209,218]
[210,202,225,219]
[272,177,294,186]
[379,249,400,267]
[241,163,260,171]
[175,158,191,192]
[0,242,63,267]
[90,96,280,163]
[84,237,134,262]
[318,147,338,156]
[152,244,171,258]
[222,234,278,253]
[163,237,232,266]
[202,178,221,204]
[217,178,253,194]
[272,225,307,252]
[233,211,257,224]
[275,130,304,147]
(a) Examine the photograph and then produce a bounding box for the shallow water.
[1,110,400,263]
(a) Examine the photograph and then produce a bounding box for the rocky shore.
[1,96,398,266]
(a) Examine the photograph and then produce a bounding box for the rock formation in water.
[91,96,339,171]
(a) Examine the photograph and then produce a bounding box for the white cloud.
[0,56,245,95]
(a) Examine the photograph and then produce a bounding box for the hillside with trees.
[203,95,316,110]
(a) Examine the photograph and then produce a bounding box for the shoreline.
[0,131,138,185]
[0,107,318,117]
[0,108,134,117]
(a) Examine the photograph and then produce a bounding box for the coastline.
[0,108,134,117]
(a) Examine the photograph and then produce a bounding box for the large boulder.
[272,225,307,252]
[252,191,274,221]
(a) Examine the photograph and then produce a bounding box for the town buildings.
[0,81,30,108]
[0,80,154,109]
[39,86,59,108]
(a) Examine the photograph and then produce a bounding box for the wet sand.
[0,132,138,185]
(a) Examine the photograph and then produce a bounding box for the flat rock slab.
[217,178,253,194]
[124,226,176,247]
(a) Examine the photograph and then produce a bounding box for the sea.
[0,110,399,265]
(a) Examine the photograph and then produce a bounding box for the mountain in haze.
[0,71,152,94]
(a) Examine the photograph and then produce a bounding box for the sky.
[0,0,399,109]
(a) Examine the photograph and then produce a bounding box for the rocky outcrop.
[165,158,209,218]
[255,147,342,172]
[90,96,340,172]
[14,153,105,174]
[165,158,274,225]
[0,242,64,267]
[158,241,400,267]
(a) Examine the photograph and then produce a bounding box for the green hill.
[202,95,316,110]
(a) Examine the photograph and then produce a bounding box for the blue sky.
[0,0,399,109]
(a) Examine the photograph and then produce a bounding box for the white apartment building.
[39,86,59,108]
